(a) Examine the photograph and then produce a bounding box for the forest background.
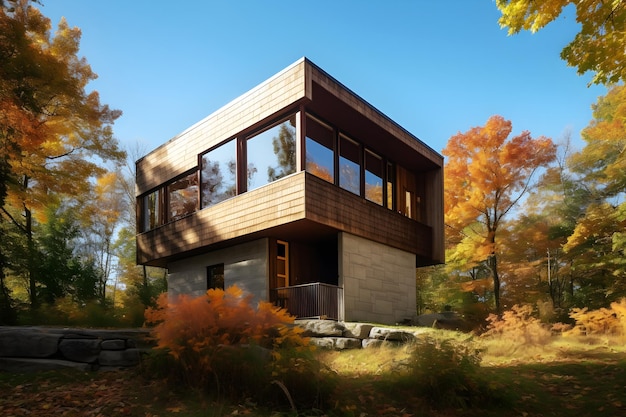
[1,0,625,328]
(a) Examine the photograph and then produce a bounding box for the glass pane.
[365,151,383,205]
[247,115,297,191]
[142,190,159,231]
[305,116,334,182]
[168,171,198,221]
[405,190,413,219]
[306,138,334,183]
[386,162,395,210]
[339,135,360,195]
[201,140,237,208]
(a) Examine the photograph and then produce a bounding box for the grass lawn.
[1,330,626,416]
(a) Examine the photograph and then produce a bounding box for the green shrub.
[399,336,492,408]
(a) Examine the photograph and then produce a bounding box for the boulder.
[297,319,345,337]
[309,337,361,350]
[99,348,141,367]
[58,338,101,363]
[362,338,398,349]
[369,327,415,342]
[342,323,374,339]
[0,329,61,358]
[0,357,92,372]
[100,339,126,350]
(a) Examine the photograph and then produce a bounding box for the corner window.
[305,115,334,183]
[339,135,361,195]
[247,114,297,191]
[168,171,198,221]
[201,139,237,208]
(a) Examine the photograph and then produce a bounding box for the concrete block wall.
[339,232,416,324]
[167,238,268,301]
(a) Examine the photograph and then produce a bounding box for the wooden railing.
[272,282,344,321]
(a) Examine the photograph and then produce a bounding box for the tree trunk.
[25,205,39,309]
[488,253,501,312]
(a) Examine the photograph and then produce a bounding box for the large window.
[305,115,334,183]
[142,189,160,231]
[365,150,383,205]
[168,171,198,221]
[339,135,361,195]
[247,115,297,191]
[201,139,237,208]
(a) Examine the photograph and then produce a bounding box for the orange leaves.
[444,115,556,252]
[144,285,308,372]
[1,0,125,223]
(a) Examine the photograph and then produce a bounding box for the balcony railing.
[272,282,344,321]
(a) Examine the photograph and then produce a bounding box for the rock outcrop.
[0,327,150,372]
[296,320,425,349]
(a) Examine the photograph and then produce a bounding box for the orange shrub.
[481,304,551,346]
[568,299,626,337]
[143,286,328,408]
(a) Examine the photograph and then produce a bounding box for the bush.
[567,298,626,338]
[399,336,500,408]
[481,304,552,350]
[144,286,334,410]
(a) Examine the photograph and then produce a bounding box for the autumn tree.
[75,171,128,304]
[562,84,626,305]
[112,146,166,322]
[0,0,125,309]
[443,115,556,312]
[496,0,626,85]
[502,135,589,310]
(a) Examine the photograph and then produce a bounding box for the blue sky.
[39,1,607,158]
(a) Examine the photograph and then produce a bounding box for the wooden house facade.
[135,58,444,324]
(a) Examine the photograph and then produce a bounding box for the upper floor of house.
[135,58,444,267]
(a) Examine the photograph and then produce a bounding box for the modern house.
[135,58,444,325]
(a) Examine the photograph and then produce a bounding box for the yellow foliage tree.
[563,85,626,303]
[444,115,556,311]
[0,1,125,308]
[496,0,626,85]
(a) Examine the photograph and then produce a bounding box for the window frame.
[166,169,199,222]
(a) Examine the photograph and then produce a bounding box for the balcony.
[272,282,344,321]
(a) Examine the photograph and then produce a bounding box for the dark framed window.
[305,115,334,183]
[365,150,383,205]
[246,114,297,191]
[168,171,199,222]
[141,189,160,231]
[339,134,361,195]
[207,264,225,290]
[386,162,395,210]
[201,139,237,208]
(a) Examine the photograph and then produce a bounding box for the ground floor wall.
[166,233,417,325]
[339,232,417,324]
[167,239,269,301]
